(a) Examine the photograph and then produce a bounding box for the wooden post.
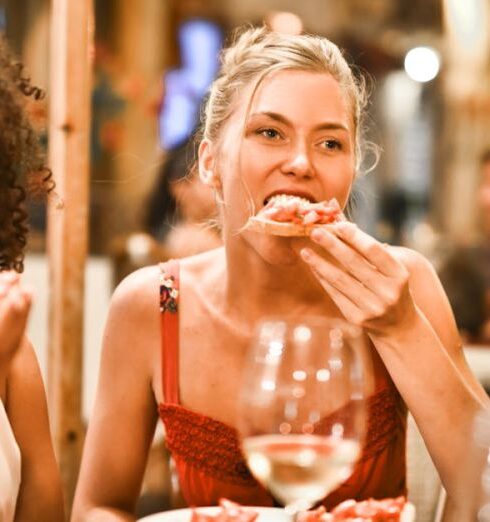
[47,0,93,514]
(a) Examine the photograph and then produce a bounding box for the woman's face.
[206,69,356,260]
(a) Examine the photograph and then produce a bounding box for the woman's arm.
[7,338,64,522]
[71,267,160,522]
[300,222,489,503]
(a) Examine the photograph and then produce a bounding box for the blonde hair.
[200,25,372,174]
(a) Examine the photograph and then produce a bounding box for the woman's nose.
[280,143,314,178]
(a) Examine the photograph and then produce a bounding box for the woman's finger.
[329,222,403,277]
[309,228,384,293]
[307,266,365,326]
[300,247,383,312]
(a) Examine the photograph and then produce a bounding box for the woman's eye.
[258,128,281,140]
[321,139,342,150]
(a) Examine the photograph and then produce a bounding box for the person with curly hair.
[0,36,64,521]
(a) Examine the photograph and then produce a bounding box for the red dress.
[158,261,407,509]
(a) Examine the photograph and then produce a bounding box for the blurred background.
[2,0,490,518]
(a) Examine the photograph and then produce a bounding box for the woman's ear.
[198,139,222,190]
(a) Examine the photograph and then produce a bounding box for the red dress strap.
[159,259,180,405]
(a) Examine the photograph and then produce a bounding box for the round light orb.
[404,46,440,83]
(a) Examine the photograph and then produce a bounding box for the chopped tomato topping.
[331,496,407,521]
[260,196,342,226]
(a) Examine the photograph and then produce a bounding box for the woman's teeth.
[264,194,312,206]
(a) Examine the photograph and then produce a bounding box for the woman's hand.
[0,271,31,367]
[299,222,417,335]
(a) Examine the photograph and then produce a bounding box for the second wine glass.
[237,316,366,519]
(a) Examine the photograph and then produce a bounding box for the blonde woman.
[73,26,488,521]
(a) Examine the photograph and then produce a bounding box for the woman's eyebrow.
[248,111,349,132]
[248,111,290,125]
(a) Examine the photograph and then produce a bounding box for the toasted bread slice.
[246,216,330,237]
[246,195,343,237]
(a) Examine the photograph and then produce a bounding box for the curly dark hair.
[0,36,53,272]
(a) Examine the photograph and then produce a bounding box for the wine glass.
[237,316,366,519]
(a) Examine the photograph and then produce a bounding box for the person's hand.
[299,222,417,335]
[0,271,32,367]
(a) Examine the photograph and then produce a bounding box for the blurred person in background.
[0,36,64,521]
[439,149,490,344]
[145,133,221,258]
[144,17,224,260]
[73,25,489,521]
[110,18,224,286]
[111,134,221,291]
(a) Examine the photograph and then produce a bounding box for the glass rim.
[253,315,363,339]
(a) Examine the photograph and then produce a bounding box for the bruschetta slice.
[247,195,344,237]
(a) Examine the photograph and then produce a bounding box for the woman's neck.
[184,241,339,342]
[222,235,332,318]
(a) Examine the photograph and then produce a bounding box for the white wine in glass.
[238,317,366,519]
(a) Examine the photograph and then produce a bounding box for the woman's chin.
[250,234,306,267]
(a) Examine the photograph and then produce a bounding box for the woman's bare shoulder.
[99,266,163,383]
[111,248,225,314]
[98,267,160,354]
[111,265,161,306]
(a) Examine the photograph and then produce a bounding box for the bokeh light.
[404,46,441,83]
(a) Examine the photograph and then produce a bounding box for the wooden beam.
[47,0,93,514]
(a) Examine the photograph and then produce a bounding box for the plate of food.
[138,497,415,521]
[138,502,285,521]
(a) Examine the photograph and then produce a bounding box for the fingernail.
[300,248,312,261]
